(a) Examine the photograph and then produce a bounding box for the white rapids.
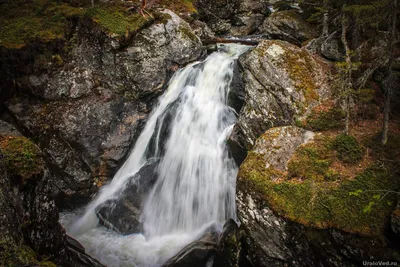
[60,44,251,267]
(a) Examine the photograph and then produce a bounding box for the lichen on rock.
[229,40,332,159]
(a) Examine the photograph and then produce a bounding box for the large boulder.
[0,121,102,266]
[5,9,204,206]
[229,40,332,164]
[259,10,318,46]
[95,158,159,234]
[237,126,400,266]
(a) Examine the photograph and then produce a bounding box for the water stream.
[61,44,251,267]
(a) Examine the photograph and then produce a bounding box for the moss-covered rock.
[301,104,346,131]
[332,134,364,164]
[229,40,332,157]
[0,136,44,183]
[238,127,399,237]
[237,125,400,266]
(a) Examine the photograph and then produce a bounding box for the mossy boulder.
[229,40,332,161]
[239,127,398,236]
[260,10,319,46]
[236,126,400,266]
[0,136,44,183]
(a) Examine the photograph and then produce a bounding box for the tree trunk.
[322,0,329,37]
[91,0,94,7]
[341,9,352,135]
[381,0,398,145]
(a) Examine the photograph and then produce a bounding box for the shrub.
[332,134,364,164]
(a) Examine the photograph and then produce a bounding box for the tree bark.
[322,0,329,37]
[381,0,398,145]
[341,9,352,135]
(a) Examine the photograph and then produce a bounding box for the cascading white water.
[61,44,251,267]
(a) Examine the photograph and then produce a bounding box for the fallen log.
[203,37,260,46]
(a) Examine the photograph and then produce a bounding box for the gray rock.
[231,0,270,36]
[229,40,331,161]
[259,10,318,46]
[6,10,204,203]
[0,127,101,266]
[162,228,219,267]
[95,158,159,235]
[252,126,314,171]
[321,31,345,61]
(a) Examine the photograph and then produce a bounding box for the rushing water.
[61,44,251,267]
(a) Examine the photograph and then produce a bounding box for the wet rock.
[259,10,318,46]
[213,219,246,267]
[67,235,105,267]
[162,230,219,267]
[0,122,99,266]
[95,158,159,234]
[229,40,332,161]
[5,9,204,204]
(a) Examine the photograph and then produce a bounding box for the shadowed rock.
[95,158,159,235]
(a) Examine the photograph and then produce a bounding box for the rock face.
[320,31,345,61]
[236,126,400,266]
[391,200,400,235]
[162,229,219,267]
[230,0,270,36]
[0,121,102,267]
[95,158,159,234]
[195,0,239,34]
[196,0,269,36]
[260,10,318,46]
[5,9,204,206]
[229,40,332,164]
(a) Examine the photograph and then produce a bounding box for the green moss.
[85,6,151,36]
[158,0,197,14]
[0,240,38,267]
[0,136,44,182]
[241,157,398,236]
[305,106,346,131]
[332,134,364,164]
[288,139,337,181]
[257,40,320,107]
[0,0,84,49]
[239,132,399,236]
[154,12,172,25]
[179,26,198,42]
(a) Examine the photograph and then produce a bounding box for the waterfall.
[61,44,251,267]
